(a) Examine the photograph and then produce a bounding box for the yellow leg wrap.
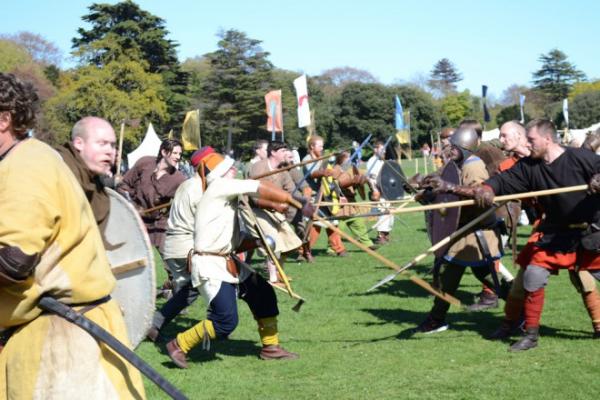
[257,317,279,346]
[176,319,216,353]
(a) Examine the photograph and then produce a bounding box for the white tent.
[127,123,162,168]
[482,128,499,142]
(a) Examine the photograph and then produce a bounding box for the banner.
[181,109,200,151]
[519,94,526,123]
[482,85,490,123]
[395,95,404,130]
[395,110,411,145]
[264,90,283,134]
[293,74,311,128]
[563,98,569,127]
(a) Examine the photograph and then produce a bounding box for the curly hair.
[0,73,39,136]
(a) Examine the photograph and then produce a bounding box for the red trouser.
[309,225,346,254]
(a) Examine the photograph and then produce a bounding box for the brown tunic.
[118,156,186,249]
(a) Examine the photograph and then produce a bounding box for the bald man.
[55,116,117,233]
[499,120,531,167]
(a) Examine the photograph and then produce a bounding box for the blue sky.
[3,0,598,100]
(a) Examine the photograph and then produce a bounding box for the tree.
[532,49,586,102]
[335,82,392,147]
[570,80,600,100]
[320,67,378,87]
[440,90,473,126]
[428,58,462,96]
[0,39,32,73]
[1,32,62,66]
[72,1,189,131]
[496,104,531,127]
[569,91,600,129]
[43,58,167,148]
[499,84,529,106]
[200,29,274,153]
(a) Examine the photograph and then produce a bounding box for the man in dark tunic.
[460,119,600,351]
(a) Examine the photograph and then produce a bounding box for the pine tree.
[532,49,586,102]
[200,29,274,152]
[428,58,463,96]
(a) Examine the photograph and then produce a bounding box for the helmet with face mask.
[449,127,479,164]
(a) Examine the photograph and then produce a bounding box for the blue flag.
[395,95,404,130]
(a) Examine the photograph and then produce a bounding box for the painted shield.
[104,188,156,348]
[378,160,410,200]
[427,161,461,257]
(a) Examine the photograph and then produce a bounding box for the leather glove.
[421,174,457,193]
[302,202,316,218]
[472,185,495,207]
[590,173,600,194]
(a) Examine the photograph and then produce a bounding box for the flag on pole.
[482,85,491,123]
[265,90,283,136]
[395,95,411,145]
[562,98,569,128]
[181,109,200,151]
[293,74,311,128]
[519,94,526,123]
[395,95,404,130]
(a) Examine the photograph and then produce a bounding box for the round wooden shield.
[104,188,156,348]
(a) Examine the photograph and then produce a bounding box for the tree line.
[1,1,598,158]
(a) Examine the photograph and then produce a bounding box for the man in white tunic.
[166,151,305,368]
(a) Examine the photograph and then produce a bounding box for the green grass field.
[136,171,600,399]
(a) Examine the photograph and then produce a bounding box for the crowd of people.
[1,72,600,397]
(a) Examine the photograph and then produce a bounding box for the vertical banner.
[519,94,526,123]
[293,74,311,128]
[482,85,491,123]
[562,98,569,128]
[181,109,200,151]
[395,95,410,145]
[264,90,283,141]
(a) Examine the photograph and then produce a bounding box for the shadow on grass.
[158,338,262,369]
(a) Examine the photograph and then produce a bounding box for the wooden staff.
[251,151,340,180]
[140,200,172,215]
[115,121,125,177]
[366,201,507,293]
[386,184,589,216]
[313,215,462,307]
[240,198,306,311]
[317,197,416,207]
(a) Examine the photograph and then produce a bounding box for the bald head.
[499,120,527,154]
[71,116,116,175]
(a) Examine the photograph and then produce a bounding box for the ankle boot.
[509,327,539,352]
[467,291,499,312]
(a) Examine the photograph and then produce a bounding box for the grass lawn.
[136,170,600,399]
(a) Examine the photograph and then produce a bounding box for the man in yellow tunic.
[0,73,145,399]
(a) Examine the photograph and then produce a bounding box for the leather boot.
[467,291,499,312]
[166,338,189,368]
[302,246,315,263]
[509,327,539,352]
[259,345,299,360]
[376,232,389,245]
[488,320,521,340]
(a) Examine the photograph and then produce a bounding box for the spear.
[318,184,589,220]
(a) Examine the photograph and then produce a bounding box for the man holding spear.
[429,119,600,351]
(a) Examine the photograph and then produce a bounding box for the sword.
[37,296,188,400]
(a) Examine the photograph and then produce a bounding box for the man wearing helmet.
[415,127,506,333]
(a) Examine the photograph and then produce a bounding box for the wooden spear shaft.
[366,201,508,293]
[313,215,462,307]
[251,152,340,180]
[387,184,589,216]
[115,121,125,177]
